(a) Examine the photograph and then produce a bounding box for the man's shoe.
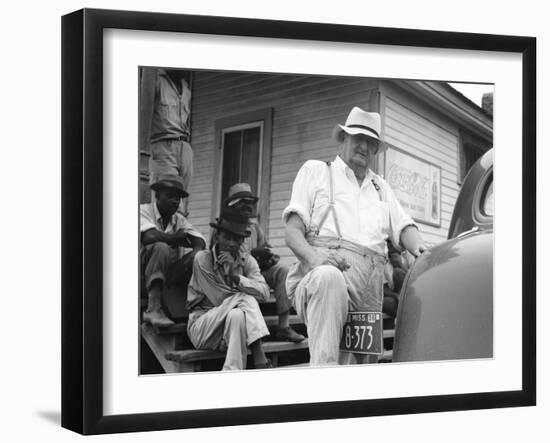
[274,326,305,343]
[255,359,273,369]
[143,309,175,328]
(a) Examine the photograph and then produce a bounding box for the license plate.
[339,311,383,355]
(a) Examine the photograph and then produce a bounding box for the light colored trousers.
[149,139,193,188]
[187,293,270,371]
[288,246,385,366]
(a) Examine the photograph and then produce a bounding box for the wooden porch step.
[156,319,390,337]
[154,314,304,336]
[165,339,309,363]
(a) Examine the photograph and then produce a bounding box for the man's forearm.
[141,229,184,246]
[236,275,270,302]
[284,216,319,268]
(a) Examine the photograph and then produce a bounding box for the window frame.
[212,108,273,232]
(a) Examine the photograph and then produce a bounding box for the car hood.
[392,229,493,362]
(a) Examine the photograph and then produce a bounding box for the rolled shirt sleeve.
[282,160,320,228]
[139,204,157,233]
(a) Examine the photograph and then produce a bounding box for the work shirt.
[187,246,270,310]
[282,155,416,255]
[139,202,205,260]
[150,69,191,143]
[241,219,267,253]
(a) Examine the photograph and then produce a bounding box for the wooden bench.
[165,340,310,372]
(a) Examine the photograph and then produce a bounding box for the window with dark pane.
[221,126,261,204]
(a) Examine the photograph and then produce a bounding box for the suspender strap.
[315,162,342,239]
[316,162,384,239]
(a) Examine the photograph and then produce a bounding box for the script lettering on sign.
[385,148,441,226]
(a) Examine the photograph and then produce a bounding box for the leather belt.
[154,134,190,143]
[171,134,190,142]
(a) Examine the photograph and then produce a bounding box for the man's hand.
[400,225,427,258]
[251,247,276,271]
[326,251,351,271]
[305,250,350,273]
[285,213,349,273]
[411,244,427,258]
[170,228,188,246]
[217,251,241,285]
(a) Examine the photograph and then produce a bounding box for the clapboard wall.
[379,82,462,246]
[187,70,378,262]
[186,72,489,262]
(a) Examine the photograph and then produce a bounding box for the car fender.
[392,230,493,362]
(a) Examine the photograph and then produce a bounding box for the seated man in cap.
[140,175,206,328]
[224,183,305,343]
[187,208,272,370]
[283,107,426,366]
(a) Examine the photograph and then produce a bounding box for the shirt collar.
[153,202,176,230]
[334,155,374,183]
[158,69,189,90]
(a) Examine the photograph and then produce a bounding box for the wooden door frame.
[212,108,273,233]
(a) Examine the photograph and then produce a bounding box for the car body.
[392,149,494,362]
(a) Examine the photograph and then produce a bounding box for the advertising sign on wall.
[385,147,441,226]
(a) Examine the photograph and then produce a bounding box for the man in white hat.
[283,107,426,366]
[224,183,305,343]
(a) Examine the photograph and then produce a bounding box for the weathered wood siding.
[187,71,378,262]
[381,84,461,246]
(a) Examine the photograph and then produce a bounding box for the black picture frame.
[61,8,536,435]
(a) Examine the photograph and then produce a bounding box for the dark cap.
[150,175,189,199]
[210,207,251,238]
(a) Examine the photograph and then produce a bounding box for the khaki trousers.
[187,293,270,371]
[289,245,385,366]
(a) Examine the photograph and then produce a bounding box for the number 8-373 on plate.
[339,311,383,355]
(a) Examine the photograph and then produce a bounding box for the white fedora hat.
[337,107,386,150]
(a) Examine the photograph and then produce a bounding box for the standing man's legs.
[149,139,193,216]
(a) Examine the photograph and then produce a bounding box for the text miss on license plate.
[339,311,383,355]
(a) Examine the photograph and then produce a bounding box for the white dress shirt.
[282,155,416,254]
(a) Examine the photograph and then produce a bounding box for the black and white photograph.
[2,0,548,440]
[56,6,538,437]
[138,67,494,374]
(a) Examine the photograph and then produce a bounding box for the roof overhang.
[392,80,493,143]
